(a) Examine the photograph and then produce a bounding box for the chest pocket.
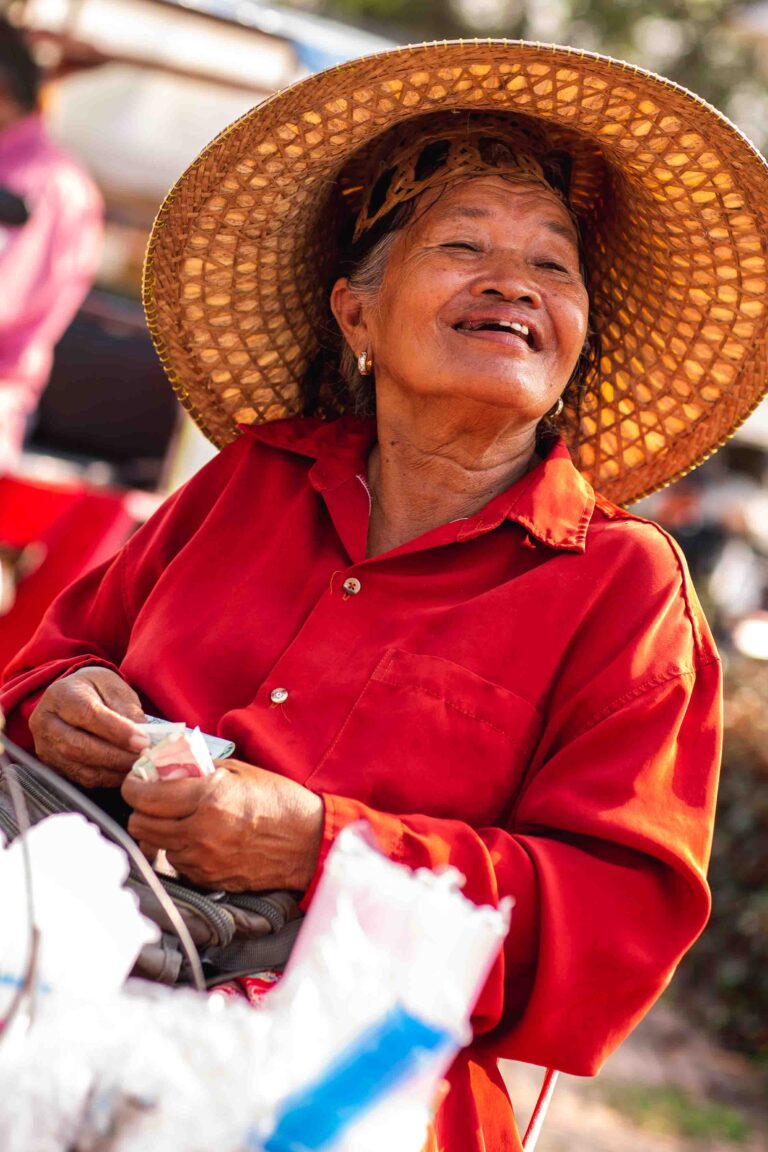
[307,648,542,826]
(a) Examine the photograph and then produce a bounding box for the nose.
[470,254,542,308]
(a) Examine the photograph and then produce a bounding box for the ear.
[330,277,371,357]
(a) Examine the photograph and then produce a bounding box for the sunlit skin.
[331,176,590,556]
[29,175,590,893]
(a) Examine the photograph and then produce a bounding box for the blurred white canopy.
[49,63,270,201]
[734,400,768,448]
[18,0,391,201]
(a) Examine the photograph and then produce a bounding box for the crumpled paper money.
[130,724,215,782]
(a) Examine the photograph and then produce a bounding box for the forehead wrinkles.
[411,179,578,244]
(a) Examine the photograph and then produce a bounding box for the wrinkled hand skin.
[29,666,149,789]
[122,759,324,893]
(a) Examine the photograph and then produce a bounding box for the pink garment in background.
[0,113,103,472]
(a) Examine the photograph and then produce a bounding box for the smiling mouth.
[454,319,536,348]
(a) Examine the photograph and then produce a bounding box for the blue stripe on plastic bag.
[258,1004,453,1152]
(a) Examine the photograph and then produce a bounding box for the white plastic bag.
[0,819,511,1152]
[0,813,157,1014]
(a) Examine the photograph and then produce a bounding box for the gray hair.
[338,230,400,417]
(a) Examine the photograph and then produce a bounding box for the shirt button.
[342,577,362,596]
[269,687,289,704]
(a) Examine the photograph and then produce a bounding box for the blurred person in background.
[640,446,768,644]
[0,16,102,475]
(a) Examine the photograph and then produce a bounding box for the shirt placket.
[221,468,499,783]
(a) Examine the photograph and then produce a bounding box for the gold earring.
[357,349,373,376]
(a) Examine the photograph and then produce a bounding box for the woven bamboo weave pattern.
[143,40,768,505]
[348,113,569,241]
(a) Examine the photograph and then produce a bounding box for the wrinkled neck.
[365,414,537,557]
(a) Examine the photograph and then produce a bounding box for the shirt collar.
[0,113,46,162]
[457,437,595,553]
[242,415,595,553]
[243,415,375,483]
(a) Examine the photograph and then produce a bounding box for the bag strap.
[521,1068,559,1152]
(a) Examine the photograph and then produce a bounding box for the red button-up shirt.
[1,416,722,1152]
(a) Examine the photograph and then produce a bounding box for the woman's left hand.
[121,759,324,892]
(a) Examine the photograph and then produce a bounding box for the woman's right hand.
[29,666,150,788]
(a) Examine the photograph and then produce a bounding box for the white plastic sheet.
[0,818,511,1152]
[0,813,157,1012]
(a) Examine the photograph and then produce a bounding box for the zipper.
[0,761,64,839]
[0,804,19,840]
[226,892,290,932]
[157,877,236,947]
[2,762,68,821]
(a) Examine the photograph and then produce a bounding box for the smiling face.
[332,175,590,432]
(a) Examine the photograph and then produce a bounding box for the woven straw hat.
[143,40,768,505]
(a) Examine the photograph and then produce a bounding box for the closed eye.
[535,259,570,273]
[440,240,481,252]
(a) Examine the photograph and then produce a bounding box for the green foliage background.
[675,657,768,1061]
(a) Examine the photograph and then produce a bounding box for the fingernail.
[129,734,150,751]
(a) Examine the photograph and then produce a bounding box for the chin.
[431,375,551,418]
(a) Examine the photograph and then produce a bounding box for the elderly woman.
[2,40,767,1152]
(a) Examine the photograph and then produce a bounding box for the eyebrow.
[437,204,579,245]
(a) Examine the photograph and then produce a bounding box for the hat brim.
[143,39,768,505]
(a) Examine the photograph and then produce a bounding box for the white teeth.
[494,320,530,337]
[461,319,531,339]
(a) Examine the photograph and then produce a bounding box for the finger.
[88,670,147,726]
[61,765,129,790]
[34,714,139,773]
[57,683,148,752]
[164,853,211,888]
[27,720,128,787]
[165,861,207,884]
[138,841,158,864]
[121,774,205,818]
[128,812,191,850]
